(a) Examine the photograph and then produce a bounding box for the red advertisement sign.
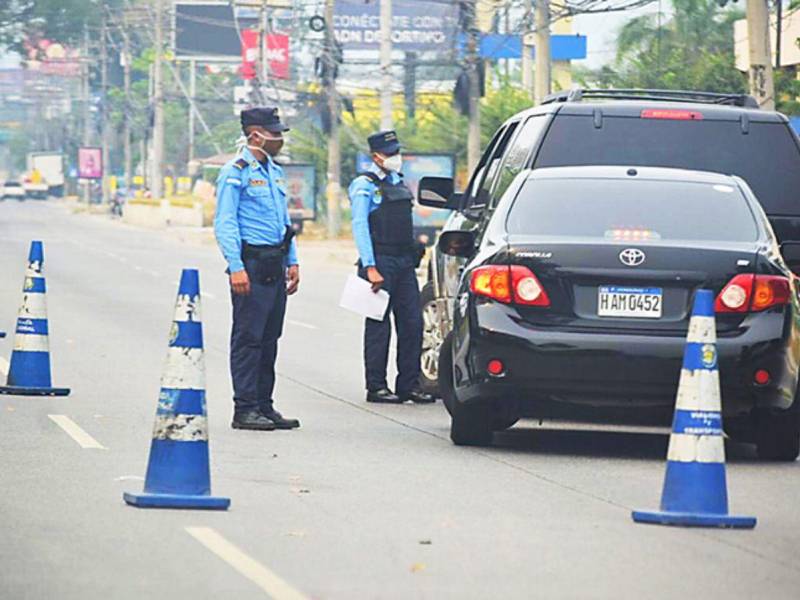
[240,31,290,80]
[78,147,102,179]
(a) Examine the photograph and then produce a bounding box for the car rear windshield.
[506,178,759,242]
[534,116,800,215]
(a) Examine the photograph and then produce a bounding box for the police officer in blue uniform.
[349,131,435,404]
[214,107,301,431]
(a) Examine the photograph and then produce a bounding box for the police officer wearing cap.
[348,131,435,405]
[214,107,301,431]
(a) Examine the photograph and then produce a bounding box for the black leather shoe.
[366,388,403,404]
[401,389,437,404]
[232,411,276,431]
[261,408,300,429]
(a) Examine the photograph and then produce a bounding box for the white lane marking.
[48,415,106,449]
[287,319,317,330]
[186,527,309,600]
[0,356,9,378]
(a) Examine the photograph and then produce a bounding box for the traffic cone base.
[632,290,756,529]
[1,241,70,396]
[124,269,229,511]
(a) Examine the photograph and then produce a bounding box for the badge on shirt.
[249,179,266,186]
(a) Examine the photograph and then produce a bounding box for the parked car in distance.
[1,180,26,201]
[431,165,800,461]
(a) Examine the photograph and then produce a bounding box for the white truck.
[24,152,64,199]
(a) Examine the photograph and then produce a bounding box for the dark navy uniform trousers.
[359,253,423,395]
[230,259,287,415]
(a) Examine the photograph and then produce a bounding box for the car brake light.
[470,265,551,307]
[641,109,703,121]
[715,274,791,313]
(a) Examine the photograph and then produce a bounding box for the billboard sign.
[334,0,458,52]
[282,164,317,221]
[241,30,290,80]
[78,147,102,179]
[356,153,455,229]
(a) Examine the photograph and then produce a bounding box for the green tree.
[0,0,123,52]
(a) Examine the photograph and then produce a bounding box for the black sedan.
[437,166,800,460]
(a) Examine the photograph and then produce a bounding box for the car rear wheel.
[451,399,493,446]
[438,332,456,416]
[419,282,443,396]
[756,412,800,461]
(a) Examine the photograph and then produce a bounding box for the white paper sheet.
[339,274,390,321]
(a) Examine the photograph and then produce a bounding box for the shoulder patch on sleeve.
[234,158,248,170]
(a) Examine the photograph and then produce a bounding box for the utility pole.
[82,25,91,204]
[188,60,196,163]
[776,0,783,70]
[746,0,775,110]
[534,0,551,105]
[521,0,533,98]
[152,0,165,198]
[122,16,132,195]
[100,12,110,204]
[324,0,341,238]
[466,0,481,173]
[403,52,417,120]
[379,0,393,130]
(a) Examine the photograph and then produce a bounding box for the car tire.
[451,398,493,447]
[439,331,456,416]
[419,282,443,397]
[756,412,800,461]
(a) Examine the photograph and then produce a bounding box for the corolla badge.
[619,248,646,267]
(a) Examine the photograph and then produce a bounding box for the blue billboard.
[333,0,459,52]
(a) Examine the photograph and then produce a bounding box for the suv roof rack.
[541,88,760,109]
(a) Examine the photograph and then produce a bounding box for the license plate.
[598,286,662,319]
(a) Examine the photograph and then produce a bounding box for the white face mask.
[382,153,402,173]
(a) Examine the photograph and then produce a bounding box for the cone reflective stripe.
[632,290,756,528]
[123,269,229,510]
[0,241,70,397]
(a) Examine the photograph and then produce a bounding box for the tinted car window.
[469,121,519,210]
[490,116,546,207]
[534,116,800,215]
[506,178,759,242]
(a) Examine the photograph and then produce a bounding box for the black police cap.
[368,130,400,155]
[240,106,290,133]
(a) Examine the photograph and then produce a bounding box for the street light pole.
[325,0,341,238]
[151,0,165,199]
[466,0,481,173]
[380,0,393,130]
[534,0,551,105]
[746,0,775,110]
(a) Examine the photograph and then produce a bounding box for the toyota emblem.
[619,248,646,267]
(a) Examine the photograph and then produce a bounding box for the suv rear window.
[534,116,800,215]
[506,178,759,242]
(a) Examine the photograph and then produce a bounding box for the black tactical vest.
[362,172,415,256]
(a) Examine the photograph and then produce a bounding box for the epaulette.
[358,172,381,185]
[233,158,248,170]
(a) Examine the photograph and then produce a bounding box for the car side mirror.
[438,230,476,258]
[781,242,800,274]
[418,176,461,210]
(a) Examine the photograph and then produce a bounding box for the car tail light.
[715,274,791,313]
[641,109,703,121]
[470,265,551,307]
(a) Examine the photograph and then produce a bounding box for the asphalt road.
[1,200,799,600]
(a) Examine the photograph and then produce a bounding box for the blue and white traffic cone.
[632,289,756,528]
[124,269,229,510]
[0,241,70,396]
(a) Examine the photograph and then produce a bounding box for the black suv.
[416,89,800,449]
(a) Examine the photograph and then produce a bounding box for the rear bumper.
[454,303,799,422]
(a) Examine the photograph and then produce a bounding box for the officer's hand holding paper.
[339,274,390,321]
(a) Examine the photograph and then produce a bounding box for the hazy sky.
[574,3,664,68]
